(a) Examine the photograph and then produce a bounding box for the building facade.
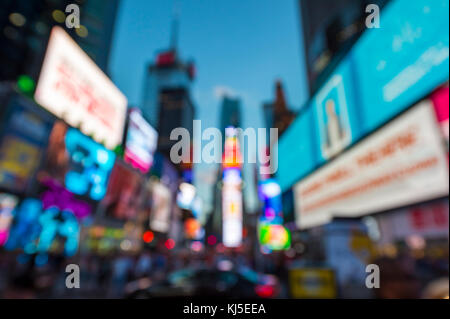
[0,0,120,81]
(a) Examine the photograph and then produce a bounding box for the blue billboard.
[352,0,449,133]
[0,94,53,193]
[312,57,363,163]
[277,0,449,192]
[65,128,116,201]
[277,105,317,191]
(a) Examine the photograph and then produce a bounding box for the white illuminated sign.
[222,171,243,247]
[34,27,127,150]
[150,182,172,233]
[294,101,449,229]
[125,109,158,173]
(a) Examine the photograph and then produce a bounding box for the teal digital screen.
[277,0,449,192]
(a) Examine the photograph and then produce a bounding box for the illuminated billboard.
[34,26,127,150]
[222,127,244,248]
[149,181,172,233]
[5,197,80,257]
[259,223,291,251]
[40,178,92,219]
[103,160,143,220]
[0,95,53,193]
[430,85,449,145]
[258,179,283,224]
[124,109,158,173]
[277,0,449,192]
[65,128,116,201]
[42,122,116,202]
[314,72,353,161]
[293,101,449,229]
[376,199,449,244]
[352,0,449,133]
[222,168,243,248]
[0,193,19,246]
[176,182,196,210]
[0,136,41,192]
[222,127,242,170]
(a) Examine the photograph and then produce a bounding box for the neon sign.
[5,198,81,257]
[259,223,291,251]
[124,109,158,173]
[40,178,92,219]
[0,193,19,246]
[65,128,115,201]
[258,179,283,224]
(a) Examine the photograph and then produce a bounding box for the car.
[126,267,279,299]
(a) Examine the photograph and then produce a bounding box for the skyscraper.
[140,20,196,167]
[262,80,295,141]
[157,86,195,157]
[220,96,241,136]
[75,0,121,73]
[141,49,195,127]
[0,0,120,81]
[299,0,388,95]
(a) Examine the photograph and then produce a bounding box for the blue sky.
[109,0,308,125]
[109,0,309,213]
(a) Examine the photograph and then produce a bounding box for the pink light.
[165,238,175,250]
[255,284,275,298]
[207,235,217,246]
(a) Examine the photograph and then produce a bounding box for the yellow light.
[52,10,66,23]
[9,13,26,27]
[75,25,88,38]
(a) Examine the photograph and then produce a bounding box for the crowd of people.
[0,247,266,298]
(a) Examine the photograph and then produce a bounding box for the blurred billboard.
[0,93,53,193]
[34,27,127,150]
[277,0,449,192]
[149,181,172,233]
[222,168,243,248]
[294,101,449,229]
[124,109,158,174]
[102,159,144,221]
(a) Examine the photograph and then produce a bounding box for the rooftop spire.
[170,0,181,51]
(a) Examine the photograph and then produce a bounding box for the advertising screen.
[0,136,41,192]
[376,199,449,244]
[289,268,337,299]
[223,127,243,170]
[293,101,449,229]
[0,95,53,193]
[259,223,291,251]
[103,160,143,220]
[276,0,449,192]
[124,109,158,173]
[149,181,172,233]
[277,106,318,192]
[313,59,358,162]
[352,0,449,133]
[222,168,243,248]
[5,197,80,257]
[64,128,116,201]
[34,26,127,150]
[40,178,92,219]
[0,193,19,245]
[176,182,196,210]
[42,122,116,202]
[430,85,449,145]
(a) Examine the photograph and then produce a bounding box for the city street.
[0,0,449,302]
